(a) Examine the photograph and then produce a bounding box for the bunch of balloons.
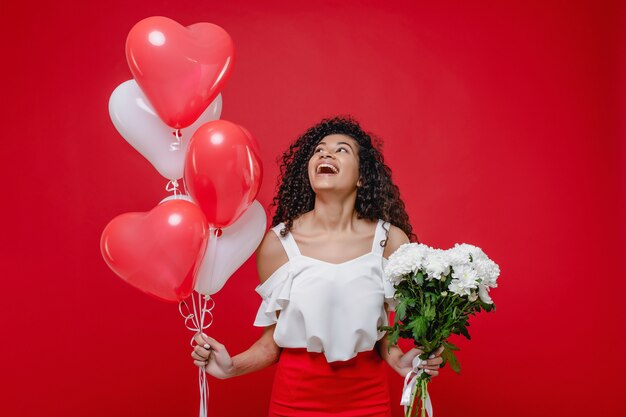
[101,16,266,305]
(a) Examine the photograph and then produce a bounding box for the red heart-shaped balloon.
[101,200,208,302]
[126,16,234,129]
[184,120,263,228]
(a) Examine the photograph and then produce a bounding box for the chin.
[312,183,354,194]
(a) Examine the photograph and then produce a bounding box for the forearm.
[378,306,406,375]
[230,326,281,377]
[377,336,405,375]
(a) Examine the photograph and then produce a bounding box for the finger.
[191,351,207,361]
[193,333,206,346]
[426,357,443,366]
[418,356,443,368]
[193,333,214,350]
[193,345,211,359]
[417,358,429,367]
[193,360,208,368]
[426,350,443,360]
[202,335,224,352]
[424,369,439,377]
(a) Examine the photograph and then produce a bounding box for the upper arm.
[256,230,289,284]
[383,224,410,259]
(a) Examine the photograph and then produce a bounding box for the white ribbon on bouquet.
[401,356,433,417]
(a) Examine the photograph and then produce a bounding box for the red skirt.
[269,348,392,417]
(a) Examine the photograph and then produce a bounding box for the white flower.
[384,243,430,284]
[456,243,488,262]
[448,264,479,296]
[448,281,469,296]
[473,258,500,288]
[452,264,479,287]
[386,241,501,306]
[443,243,500,303]
[447,245,471,267]
[423,248,451,280]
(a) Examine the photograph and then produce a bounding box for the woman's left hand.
[397,346,444,377]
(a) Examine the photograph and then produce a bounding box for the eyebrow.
[317,141,355,151]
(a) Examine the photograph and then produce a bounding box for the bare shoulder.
[256,228,289,284]
[383,224,410,259]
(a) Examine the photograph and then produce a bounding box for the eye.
[337,147,348,153]
[314,148,324,153]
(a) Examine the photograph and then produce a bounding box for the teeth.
[317,163,339,174]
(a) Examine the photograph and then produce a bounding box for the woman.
[191,116,443,416]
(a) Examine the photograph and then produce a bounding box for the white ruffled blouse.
[253,219,397,362]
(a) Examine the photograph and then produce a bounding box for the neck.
[308,191,359,231]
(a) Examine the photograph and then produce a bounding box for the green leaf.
[440,356,448,368]
[415,271,424,285]
[409,316,428,340]
[423,304,436,321]
[482,302,496,312]
[459,325,471,340]
[385,326,400,349]
[444,341,460,351]
[442,347,461,374]
[396,299,408,321]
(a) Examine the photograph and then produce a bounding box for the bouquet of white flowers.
[382,243,500,417]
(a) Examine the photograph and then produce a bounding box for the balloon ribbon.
[179,292,215,417]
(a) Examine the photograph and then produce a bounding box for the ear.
[357,178,362,187]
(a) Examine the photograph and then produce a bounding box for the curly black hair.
[270,115,417,243]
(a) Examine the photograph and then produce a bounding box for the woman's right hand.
[191,333,235,379]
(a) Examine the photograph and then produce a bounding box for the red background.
[1,1,624,416]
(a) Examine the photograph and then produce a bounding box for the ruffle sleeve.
[382,257,398,311]
[253,262,294,327]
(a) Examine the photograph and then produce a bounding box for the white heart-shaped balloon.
[108,80,222,180]
[195,201,267,295]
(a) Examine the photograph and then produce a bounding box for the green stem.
[406,377,420,417]
[420,378,427,417]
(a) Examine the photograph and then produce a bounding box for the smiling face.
[307,134,361,194]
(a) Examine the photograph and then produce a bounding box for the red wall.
[1,1,624,416]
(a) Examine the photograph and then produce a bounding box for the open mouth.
[316,163,339,174]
